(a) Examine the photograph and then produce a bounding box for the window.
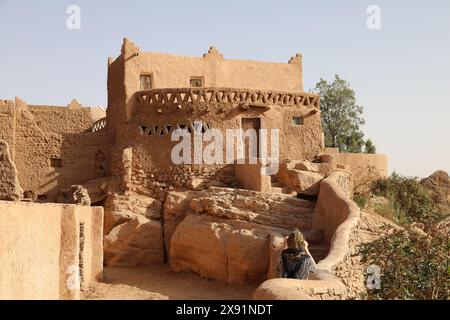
[140,74,153,91]
[292,117,303,126]
[190,77,204,88]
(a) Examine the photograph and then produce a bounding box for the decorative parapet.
[68,99,82,110]
[121,37,140,59]
[91,117,106,133]
[203,46,224,60]
[288,53,302,65]
[136,87,320,109]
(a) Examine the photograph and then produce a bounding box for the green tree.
[365,139,376,154]
[346,130,365,153]
[314,75,376,153]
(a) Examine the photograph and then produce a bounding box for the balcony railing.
[91,117,106,132]
[136,87,320,109]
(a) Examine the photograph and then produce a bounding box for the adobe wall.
[312,170,357,243]
[0,201,103,300]
[27,105,93,133]
[107,38,304,125]
[105,40,324,198]
[107,56,127,130]
[0,101,16,158]
[0,101,112,199]
[110,88,323,199]
[0,140,23,201]
[322,152,388,194]
[127,49,303,92]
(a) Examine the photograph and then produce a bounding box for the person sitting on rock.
[279,230,316,280]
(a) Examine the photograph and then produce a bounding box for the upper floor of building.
[107,38,306,123]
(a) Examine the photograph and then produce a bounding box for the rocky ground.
[82,265,256,300]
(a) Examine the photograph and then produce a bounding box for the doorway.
[241,118,261,161]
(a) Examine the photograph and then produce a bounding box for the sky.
[0,0,449,177]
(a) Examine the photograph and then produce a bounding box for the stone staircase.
[270,175,295,195]
[268,187,329,263]
[288,198,329,263]
[271,182,330,263]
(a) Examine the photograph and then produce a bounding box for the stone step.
[273,203,314,214]
[308,243,330,263]
[271,182,284,188]
[284,197,316,209]
[271,187,284,194]
[281,188,296,195]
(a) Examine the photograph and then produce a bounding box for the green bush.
[353,193,369,209]
[359,227,450,300]
[371,173,439,225]
[372,202,398,222]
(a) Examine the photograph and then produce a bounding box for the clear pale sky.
[0,0,449,177]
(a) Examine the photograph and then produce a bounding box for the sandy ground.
[82,265,258,300]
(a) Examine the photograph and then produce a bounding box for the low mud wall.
[254,170,361,300]
[0,201,103,300]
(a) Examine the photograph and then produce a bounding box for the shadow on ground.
[82,265,257,300]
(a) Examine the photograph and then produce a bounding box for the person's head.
[286,229,305,249]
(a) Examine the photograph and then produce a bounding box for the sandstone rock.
[421,170,450,215]
[104,209,135,235]
[165,187,321,284]
[187,178,205,191]
[294,160,319,173]
[206,180,227,188]
[103,192,164,267]
[163,191,199,259]
[56,185,91,206]
[170,214,277,284]
[288,170,323,195]
[104,215,164,267]
[0,139,23,201]
[185,187,315,231]
[82,177,111,204]
[315,163,335,177]
[104,192,162,223]
[190,198,205,213]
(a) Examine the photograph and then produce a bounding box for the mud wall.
[110,88,323,199]
[0,101,111,199]
[0,201,103,300]
[322,152,388,194]
[0,101,16,157]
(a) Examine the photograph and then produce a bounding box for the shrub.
[353,193,369,209]
[359,226,450,300]
[371,173,439,225]
[372,202,398,222]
